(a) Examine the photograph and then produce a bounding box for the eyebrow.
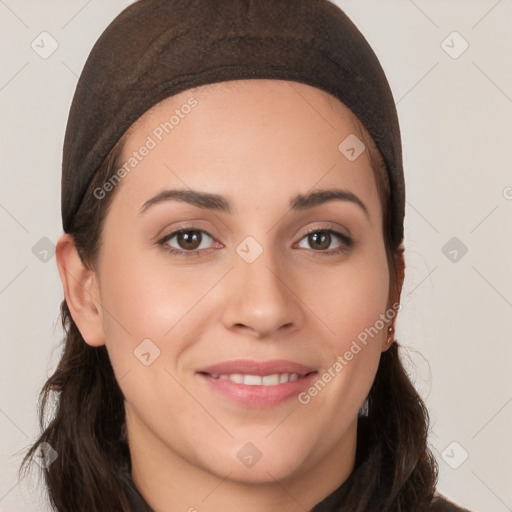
[139,187,369,217]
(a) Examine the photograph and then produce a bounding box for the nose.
[220,242,304,339]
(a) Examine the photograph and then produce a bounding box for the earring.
[387,325,395,345]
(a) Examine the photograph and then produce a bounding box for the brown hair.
[20,106,437,512]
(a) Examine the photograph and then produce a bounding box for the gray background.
[1,1,511,510]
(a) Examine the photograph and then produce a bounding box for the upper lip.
[196,359,316,377]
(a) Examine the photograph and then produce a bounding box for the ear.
[55,233,106,347]
[381,243,405,352]
[390,243,405,306]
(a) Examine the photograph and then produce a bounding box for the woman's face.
[90,79,392,488]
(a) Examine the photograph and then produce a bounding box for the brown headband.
[61,0,405,244]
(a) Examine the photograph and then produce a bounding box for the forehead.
[111,79,380,224]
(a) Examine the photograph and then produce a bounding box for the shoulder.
[429,493,473,511]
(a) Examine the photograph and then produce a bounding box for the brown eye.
[176,230,202,250]
[296,229,353,254]
[307,231,331,251]
[160,229,215,254]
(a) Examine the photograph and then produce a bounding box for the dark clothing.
[311,416,473,512]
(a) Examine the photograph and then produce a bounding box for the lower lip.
[197,372,318,408]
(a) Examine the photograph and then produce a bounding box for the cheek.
[309,243,390,351]
[96,244,208,371]
[301,241,390,403]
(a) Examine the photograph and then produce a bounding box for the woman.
[20,0,473,510]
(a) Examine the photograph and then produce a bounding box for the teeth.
[209,373,301,385]
[262,374,280,386]
[244,374,263,385]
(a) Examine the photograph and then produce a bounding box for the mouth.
[195,359,318,408]
[201,372,314,385]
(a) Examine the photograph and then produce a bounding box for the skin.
[57,79,404,512]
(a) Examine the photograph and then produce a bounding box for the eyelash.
[157,226,354,257]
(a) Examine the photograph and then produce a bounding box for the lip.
[196,359,317,408]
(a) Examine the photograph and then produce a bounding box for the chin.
[205,442,311,485]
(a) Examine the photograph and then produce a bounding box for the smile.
[206,372,305,385]
[195,359,318,408]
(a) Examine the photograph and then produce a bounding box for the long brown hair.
[19,114,438,511]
